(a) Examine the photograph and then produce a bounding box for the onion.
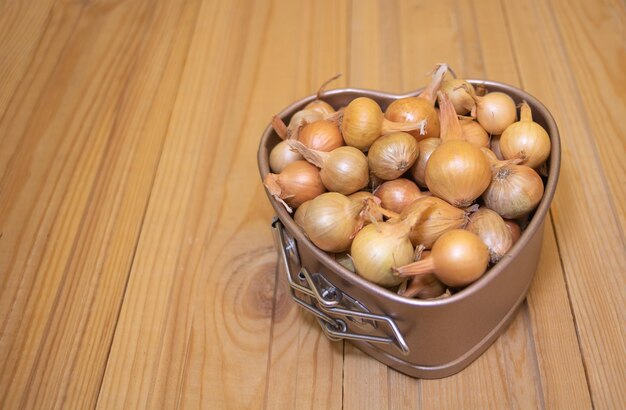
[395,229,489,287]
[297,120,343,152]
[304,73,341,115]
[289,141,369,195]
[482,163,544,219]
[374,178,422,214]
[341,97,426,151]
[263,160,326,212]
[441,78,475,115]
[385,64,448,140]
[490,135,504,159]
[399,196,470,248]
[294,200,311,229]
[350,216,419,287]
[368,132,419,180]
[425,140,491,207]
[348,191,383,223]
[504,219,522,244]
[409,138,441,187]
[459,118,489,148]
[500,101,551,168]
[303,192,368,252]
[269,140,303,173]
[305,100,335,115]
[469,89,517,135]
[398,250,447,299]
[333,252,355,272]
[287,110,323,136]
[466,208,513,263]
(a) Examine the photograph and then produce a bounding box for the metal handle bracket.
[272,218,410,355]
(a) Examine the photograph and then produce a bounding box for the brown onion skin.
[409,138,441,188]
[341,97,384,150]
[425,140,492,208]
[294,200,311,229]
[466,208,513,263]
[269,140,303,173]
[431,230,489,287]
[475,92,517,135]
[348,191,383,222]
[482,164,544,219]
[504,219,522,244]
[298,120,343,152]
[459,119,489,148]
[264,160,326,209]
[368,132,419,180]
[385,97,440,140]
[305,100,335,115]
[441,79,476,115]
[374,178,422,214]
[400,196,469,248]
[490,135,504,160]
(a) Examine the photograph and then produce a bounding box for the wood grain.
[0,0,624,408]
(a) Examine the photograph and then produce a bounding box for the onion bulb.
[374,178,422,214]
[459,118,489,148]
[269,140,303,173]
[395,229,489,287]
[482,163,544,219]
[289,141,369,195]
[466,208,513,263]
[305,100,335,115]
[368,132,419,180]
[504,219,522,244]
[425,140,491,207]
[500,101,551,168]
[348,191,383,223]
[409,138,441,187]
[264,160,326,212]
[385,64,448,140]
[341,97,427,151]
[304,73,341,115]
[490,135,504,159]
[294,200,311,229]
[441,78,475,115]
[333,252,355,272]
[399,196,470,248]
[297,120,344,152]
[303,192,368,252]
[287,110,323,136]
[350,215,420,287]
[468,89,517,135]
[398,251,447,299]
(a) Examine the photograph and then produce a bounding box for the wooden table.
[1,0,624,408]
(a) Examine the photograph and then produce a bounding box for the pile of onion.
[263,64,552,299]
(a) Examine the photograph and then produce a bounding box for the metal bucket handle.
[272,218,410,355]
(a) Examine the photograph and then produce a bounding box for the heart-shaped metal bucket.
[257,80,560,378]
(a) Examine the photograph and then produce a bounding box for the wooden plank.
[20,1,200,408]
[547,0,626,230]
[0,0,84,191]
[0,0,188,407]
[96,0,324,407]
[343,344,390,410]
[0,0,58,116]
[502,0,626,407]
